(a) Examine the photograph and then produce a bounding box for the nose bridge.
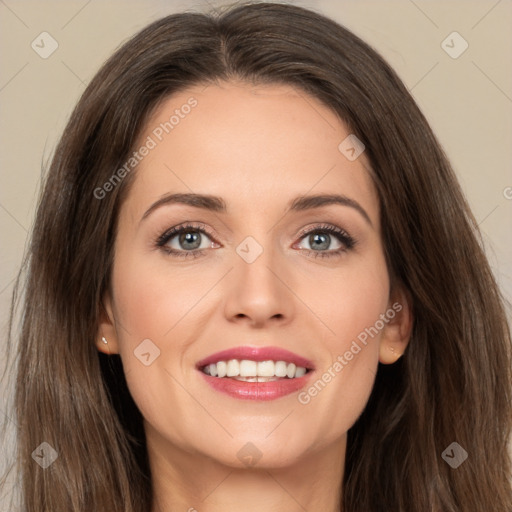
[224,230,293,325]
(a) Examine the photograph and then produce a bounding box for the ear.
[379,284,413,364]
[95,289,120,355]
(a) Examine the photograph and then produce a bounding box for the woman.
[2,2,511,511]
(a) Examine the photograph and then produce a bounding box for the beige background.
[0,0,511,508]
[1,0,511,317]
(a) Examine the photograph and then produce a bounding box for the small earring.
[101,336,108,345]
[389,346,396,353]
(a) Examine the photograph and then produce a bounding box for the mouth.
[195,346,315,400]
[199,360,312,381]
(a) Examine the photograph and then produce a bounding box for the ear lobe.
[378,285,413,364]
[95,292,119,355]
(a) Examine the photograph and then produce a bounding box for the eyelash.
[155,222,356,260]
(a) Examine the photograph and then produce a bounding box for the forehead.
[125,81,378,223]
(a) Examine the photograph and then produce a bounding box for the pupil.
[311,233,329,250]
[180,231,201,250]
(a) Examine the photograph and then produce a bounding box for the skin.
[96,81,413,512]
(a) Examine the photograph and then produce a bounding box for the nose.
[223,244,294,328]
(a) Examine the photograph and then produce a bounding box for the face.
[98,80,411,469]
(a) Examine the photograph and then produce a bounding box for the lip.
[195,345,315,370]
[196,346,315,401]
[199,371,314,401]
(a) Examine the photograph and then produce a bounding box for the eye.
[156,222,217,259]
[294,224,356,259]
[155,222,356,260]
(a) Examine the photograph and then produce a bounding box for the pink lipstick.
[196,346,315,401]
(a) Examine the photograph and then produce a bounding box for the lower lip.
[198,371,314,401]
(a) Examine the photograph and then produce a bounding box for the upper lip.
[196,346,315,370]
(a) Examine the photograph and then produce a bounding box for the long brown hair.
[2,2,511,510]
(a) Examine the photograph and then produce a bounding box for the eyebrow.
[140,192,373,226]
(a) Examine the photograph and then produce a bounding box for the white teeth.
[239,359,257,377]
[233,376,259,382]
[295,366,306,377]
[257,360,275,377]
[274,360,288,377]
[216,361,227,378]
[232,376,281,382]
[226,360,239,377]
[201,359,309,379]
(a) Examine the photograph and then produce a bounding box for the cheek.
[296,255,389,433]
[107,251,204,395]
[111,249,208,342]
[309,254,390,353]
[108,252,203,431]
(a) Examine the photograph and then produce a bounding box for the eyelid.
[155,221,218,246]
[295,223,350,241]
